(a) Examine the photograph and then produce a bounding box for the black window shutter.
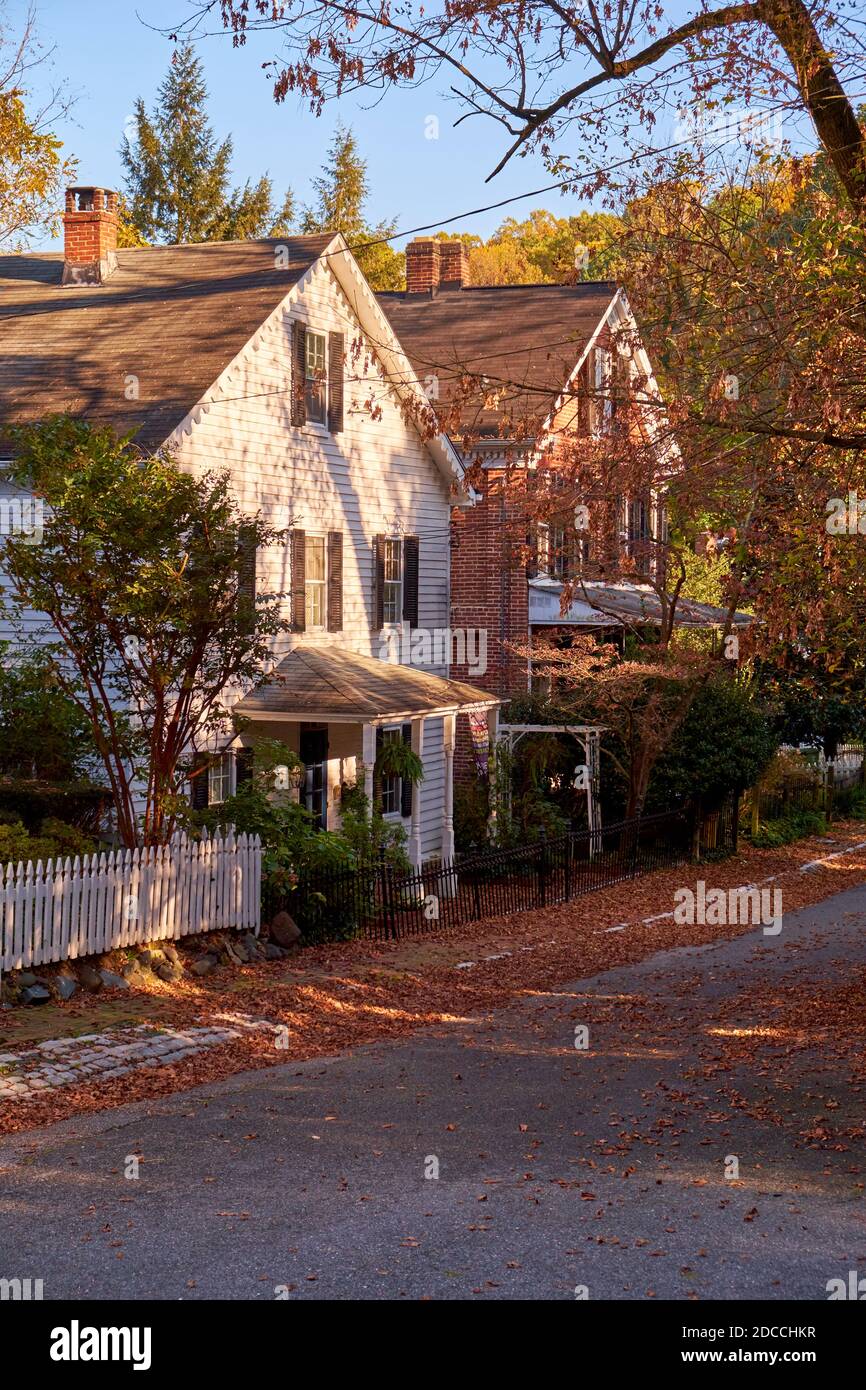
[190,753,209,810]
[237,525,256,618]
[291,321,307,427]
[327,530,343,632]
[291,528,306,632]
[400,723,413,818]
[403,535,419,628]
[373,534,386,630]
[235,748,254,788]
[327,332,344,434]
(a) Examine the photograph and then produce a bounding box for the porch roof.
[234,646,500,724]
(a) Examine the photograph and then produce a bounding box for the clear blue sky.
[20,0,601,249]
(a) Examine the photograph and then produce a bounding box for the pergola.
[496,723,606,852]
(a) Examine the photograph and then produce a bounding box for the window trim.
[304,328,328,428]
[593,346,613,437]
[303,533,328,632]
[381,536,403,628]
[378,724,406,819]
[208,752,235,806]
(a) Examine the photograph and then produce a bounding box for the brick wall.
[451,468,529,779]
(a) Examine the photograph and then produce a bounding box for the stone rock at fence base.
[163,943,180,964]
[243,932,264,959]
[21,984,51,1005]
[77,965,103,992]
[156,962,182,983]
[98,969,130,992]
[18,971,38,988]
[225,939,247,964]
[190,954,218,977]
[55,975,79,1002]
[263,943,285,960]
[269,911,301,948]
[137,949,165,970]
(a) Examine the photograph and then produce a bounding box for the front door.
[299,723,328,830]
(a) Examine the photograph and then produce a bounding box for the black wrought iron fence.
[277,807,700,943]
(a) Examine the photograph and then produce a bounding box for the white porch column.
[442,712,456,864]
[362,722,376,817]
[409,716,424,869]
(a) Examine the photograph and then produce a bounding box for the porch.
[231,646,500,867]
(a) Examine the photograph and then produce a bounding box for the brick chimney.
[405,237,469,294]
[439,239,469,289]
[62,186,119,286]
[405,238,441,294]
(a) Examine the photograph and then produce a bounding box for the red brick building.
[378,241,677,776]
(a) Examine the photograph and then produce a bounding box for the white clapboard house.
[0,186,498,865]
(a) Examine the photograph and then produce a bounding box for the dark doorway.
[299,723,328,830]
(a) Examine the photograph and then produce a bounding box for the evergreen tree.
[301,125,403,290]
[121,44,293,244]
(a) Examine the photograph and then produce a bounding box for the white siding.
[170,259,452,672]
[0,254,457,857]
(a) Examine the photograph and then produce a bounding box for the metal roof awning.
[529,577,753,630]
[233,645,501,724]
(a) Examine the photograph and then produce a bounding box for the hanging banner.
[469,712,489,777]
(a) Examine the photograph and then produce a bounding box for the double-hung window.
[382,538,403,625]
[304,535,326,629]
[380,727,402,815]
[304,330,328,425]
[208,753,234,805]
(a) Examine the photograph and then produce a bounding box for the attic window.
[305,330,328,425]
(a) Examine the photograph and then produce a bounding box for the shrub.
[454,779,490,852]
[193,740,411,939]
[0,817,97,866]
[0,644,103,782]
[750,807,827,848]
[648,676,778,812]
[0,779,109,833]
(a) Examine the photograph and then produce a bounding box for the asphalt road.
[2,879,865,1301]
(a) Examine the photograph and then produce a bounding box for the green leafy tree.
[0,13,75,248]
[647,676,779,811]
[1,418,291,847]
[121,43,292,244]
[0,643,100,781]
[474,209,624,285]
[302,124,403,290]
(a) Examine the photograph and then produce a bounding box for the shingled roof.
[234,645,498,721]
[0,235,334,454]
[377,281,618,440]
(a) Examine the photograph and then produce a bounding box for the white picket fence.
[0,829,261,972]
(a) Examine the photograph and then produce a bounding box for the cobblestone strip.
[0,1021,242,1101]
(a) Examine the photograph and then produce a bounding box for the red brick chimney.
[62,186,119,285]
[439,239,469,288]
[405,238,441,294]
[405,237,469,294]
